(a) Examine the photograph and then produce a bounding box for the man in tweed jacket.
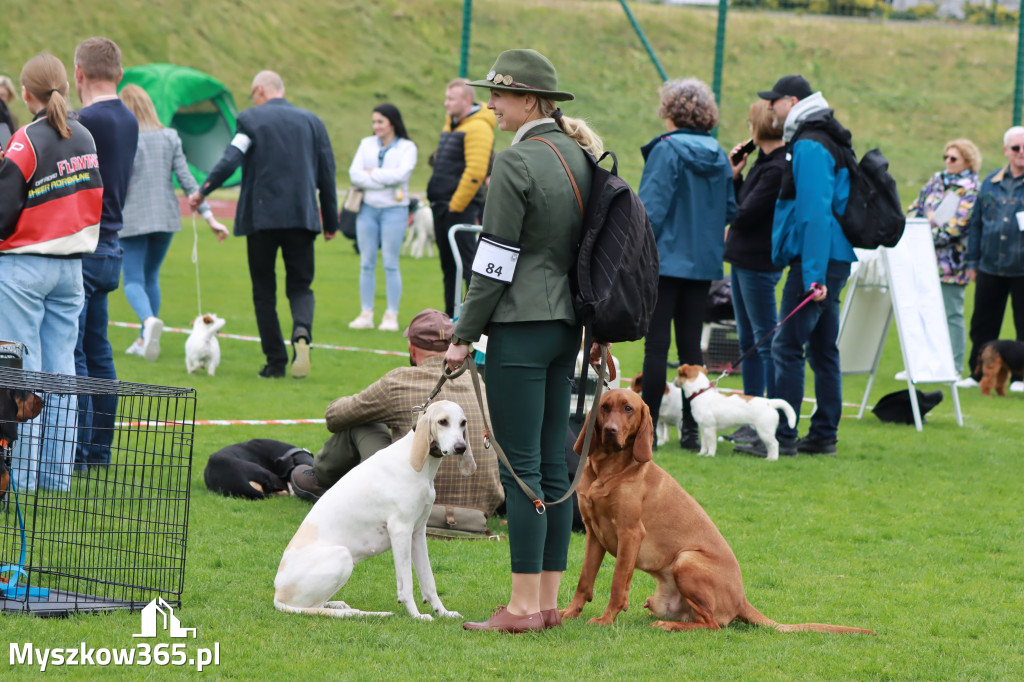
[290,309,503,516]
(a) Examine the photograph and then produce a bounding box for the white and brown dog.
[184,313,225,376]
[629,372,682,447]
[401,196,435,259]
[675,365,796,461]
[274,400,476,620]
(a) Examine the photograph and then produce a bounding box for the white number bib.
[471,234,520,284]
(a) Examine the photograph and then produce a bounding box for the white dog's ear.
[459,435,476,476]
[409,410,432,472]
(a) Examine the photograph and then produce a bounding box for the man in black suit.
[190,70,338,379]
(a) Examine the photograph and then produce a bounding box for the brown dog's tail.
[738,601,875,635]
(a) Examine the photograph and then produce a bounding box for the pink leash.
[712,284,823,387]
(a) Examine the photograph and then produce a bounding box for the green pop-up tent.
[120,63,241,187]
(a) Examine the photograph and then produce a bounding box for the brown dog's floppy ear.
[632,401,654,463]
[14,391,43,422]
[409,409,432,472]
[573,407,600,456]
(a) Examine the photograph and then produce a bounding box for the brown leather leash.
[432,352,608,515]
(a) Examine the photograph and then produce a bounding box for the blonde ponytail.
[20,54,72,139]
[539,98,604,158]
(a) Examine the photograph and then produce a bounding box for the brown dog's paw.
[587,614,616,626]
[651,620,676,631]
[559,606,582,620]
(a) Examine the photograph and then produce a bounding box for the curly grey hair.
[657,78,718,132]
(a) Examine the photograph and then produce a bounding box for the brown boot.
[463,606,544,633]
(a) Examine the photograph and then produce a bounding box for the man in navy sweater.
[190,70,338,379]
[73,37,139,470]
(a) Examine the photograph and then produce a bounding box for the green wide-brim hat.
[468,49,574,102]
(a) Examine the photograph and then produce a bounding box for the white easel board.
[838,218,962,430]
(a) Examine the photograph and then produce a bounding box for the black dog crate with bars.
[0,367,195,616]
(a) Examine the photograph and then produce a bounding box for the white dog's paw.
[412,612,434,622]
[435,608,462,619]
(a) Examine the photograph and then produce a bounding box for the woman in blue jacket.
[638,77,735,450]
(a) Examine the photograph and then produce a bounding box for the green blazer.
[453,122,592,342]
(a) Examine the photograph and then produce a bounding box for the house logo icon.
[133,598,196,638]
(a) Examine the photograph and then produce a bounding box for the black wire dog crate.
[0,366,195,616]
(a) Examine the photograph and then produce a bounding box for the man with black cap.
[735,75,856,458]
[289,309,503,516]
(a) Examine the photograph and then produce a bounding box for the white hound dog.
[273,400,476,619]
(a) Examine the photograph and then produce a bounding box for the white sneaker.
[1010,381,1024,393]
[125,339,144,356]
[894,370,908,381]
[348,309,374,329]
[955,376,979,389]
[141,317,163,362]
[291,338,311,379]
[378,310,399,332]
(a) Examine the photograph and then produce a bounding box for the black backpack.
[532,138,659,343]
[790,125,905,250]
[839,147,906,249]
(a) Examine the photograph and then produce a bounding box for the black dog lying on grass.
[204,439,314,499]
[1,389,44,507]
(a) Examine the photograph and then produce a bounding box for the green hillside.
[2,0,1019,199]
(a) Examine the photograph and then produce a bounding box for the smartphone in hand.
[731,139,756,164]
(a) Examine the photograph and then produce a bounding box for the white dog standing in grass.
[401,197,435,259]
[675,364,796,461]
[184,313,225,376]
[273,400,475,619]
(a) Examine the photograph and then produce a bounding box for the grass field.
[2,225,1023,679]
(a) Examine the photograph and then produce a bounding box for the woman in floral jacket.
[907,139,982,375]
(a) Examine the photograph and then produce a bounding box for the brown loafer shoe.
[463,606,544,633]
[541,609,562,629]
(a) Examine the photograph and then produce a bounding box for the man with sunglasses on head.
[957,126,1024,390]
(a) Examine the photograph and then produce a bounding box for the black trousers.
[967,270,1024,379]
[432,200,482,316]
[642,276,711,431]
[246,228,316,368]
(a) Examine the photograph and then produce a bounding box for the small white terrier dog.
[401,197,435,259]
[185,313,226,376]
[675,364,796,461]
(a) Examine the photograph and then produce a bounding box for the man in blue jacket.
[736,75,855,458]
[191,71,338,379]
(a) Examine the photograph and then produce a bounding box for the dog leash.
[455,351,608,515]
[191,214,204,319]
[0,477,50,600]
[711,284,822,387]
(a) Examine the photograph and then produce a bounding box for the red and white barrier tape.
[109,320,406,357]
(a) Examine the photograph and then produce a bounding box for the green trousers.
[313,423,392,485]
[485,320,579,574]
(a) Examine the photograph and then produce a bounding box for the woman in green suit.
[444,49,603,633]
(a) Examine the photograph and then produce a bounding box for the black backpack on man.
[788,113,905,250]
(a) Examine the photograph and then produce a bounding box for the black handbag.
[337,188,363,240]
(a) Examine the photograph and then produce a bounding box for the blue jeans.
[121,232,174,333]
[75,241,122,466]
[731,267,782,397]
[356,204,406,312]
[0,254,84,491]
[771,259,850,443]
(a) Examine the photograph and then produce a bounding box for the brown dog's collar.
[685,386,714,402]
